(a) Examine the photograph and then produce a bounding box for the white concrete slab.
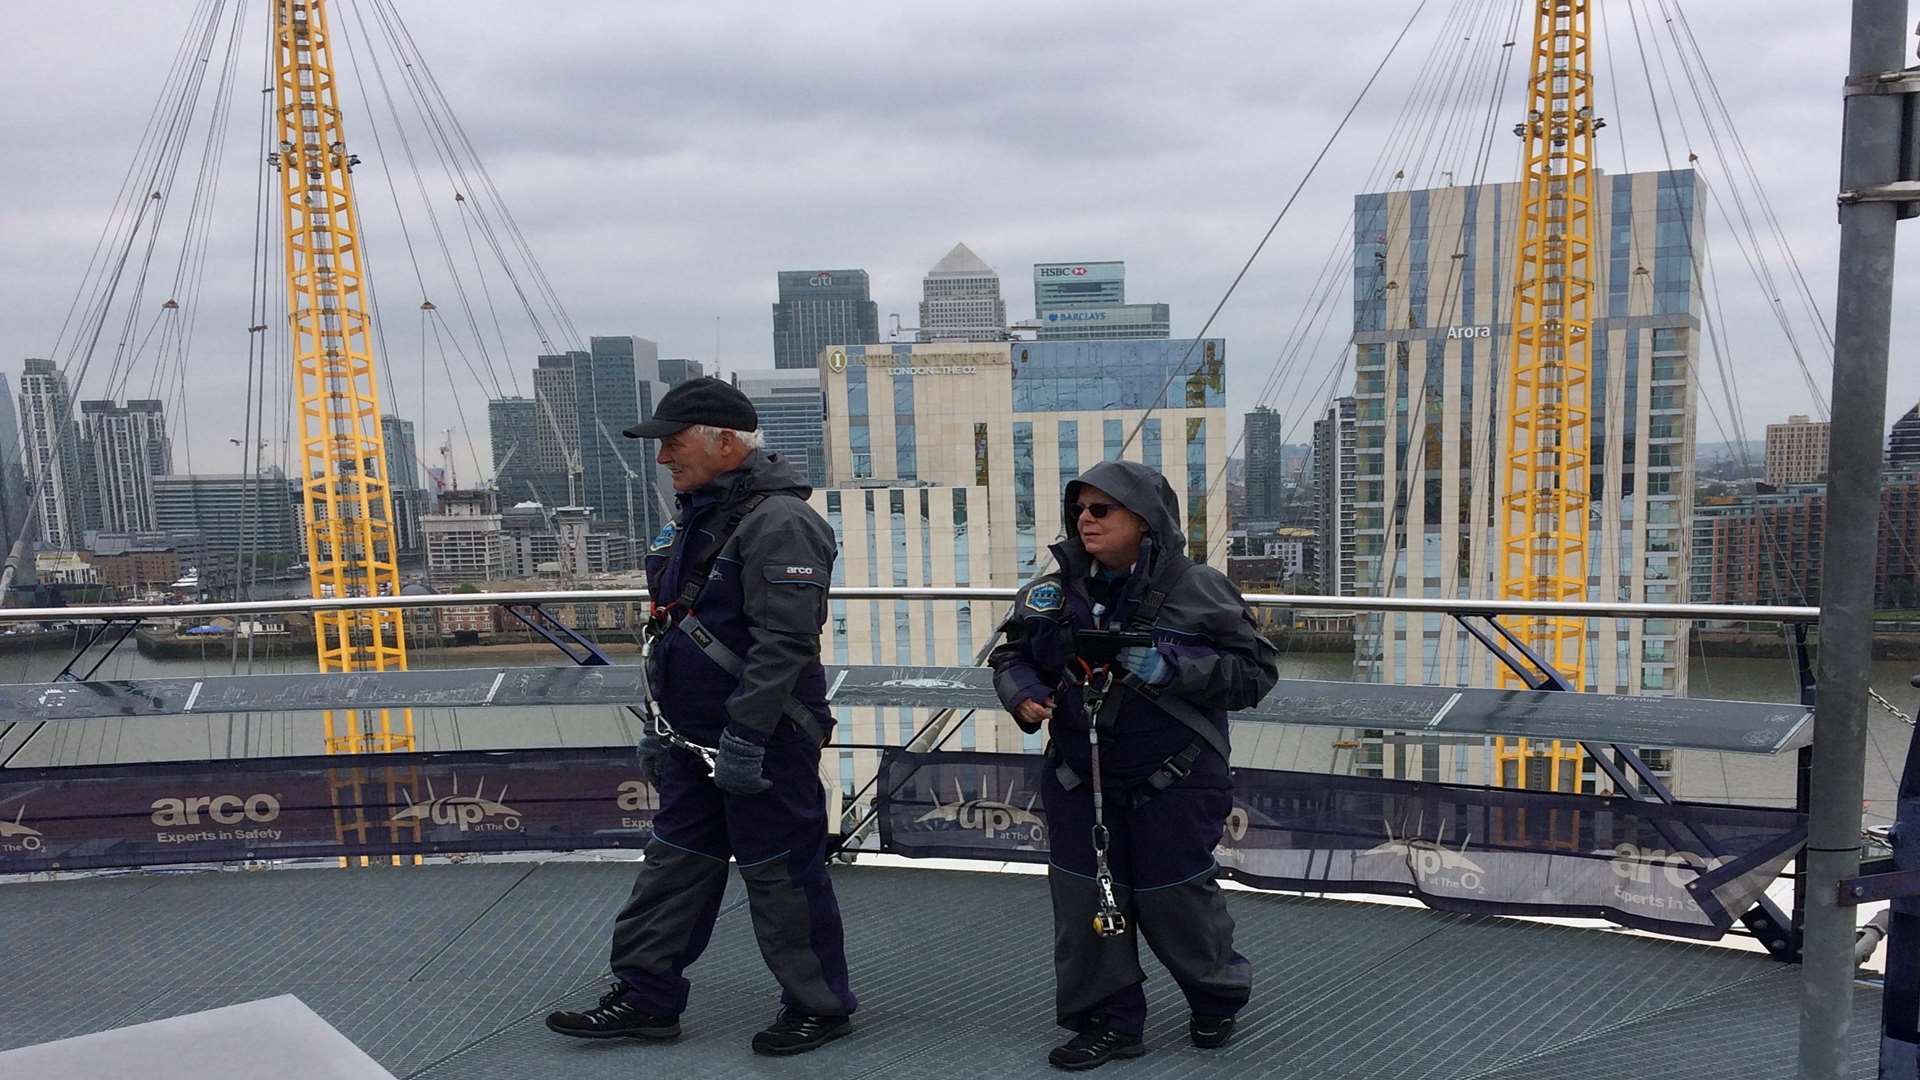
[0,994,396,1079]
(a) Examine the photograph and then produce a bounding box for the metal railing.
[0,587,1823,625]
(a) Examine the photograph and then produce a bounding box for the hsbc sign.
[1036,266,1091,278]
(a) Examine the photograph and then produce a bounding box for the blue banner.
[0,745,1805,941]
[874,750,1805,940]
[0,747,655,872]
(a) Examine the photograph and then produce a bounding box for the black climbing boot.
[750,1007,852,1056]
[1048,1017,1145,1070]
[545,984,681,1041]
[1190,1014,1236,1049]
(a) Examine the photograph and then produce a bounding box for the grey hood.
[686,449,814,506]
[1061,458,1185,558]
[741,449,813,499]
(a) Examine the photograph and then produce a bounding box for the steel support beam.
[1801,3,1909,1076]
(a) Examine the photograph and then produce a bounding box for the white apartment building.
[813,338,1232,813]
[1348,169,1705,787]
[421,491,507,587]
[80,399,170,535]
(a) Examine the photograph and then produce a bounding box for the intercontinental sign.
[826,348,1007,376]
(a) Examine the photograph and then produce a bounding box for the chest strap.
[1084,558,1229,761]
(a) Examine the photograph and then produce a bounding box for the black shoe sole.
[751,1021,852,1056]
[1049,1043,1147,1071]
[545,1016,681,1041]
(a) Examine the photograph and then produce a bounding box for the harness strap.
[1104,670,1232,761]
[663,492,772,615]
[675,611,828,746]
[1128,737,1209,809]
[1048,736,1211,809]
[652,490,828,746]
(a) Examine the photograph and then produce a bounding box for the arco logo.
[151,793,282,827]
[616,779,658,812]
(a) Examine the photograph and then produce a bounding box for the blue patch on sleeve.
[648,521,678,553]
[1025,582,1063,614]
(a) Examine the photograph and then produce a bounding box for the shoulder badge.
[648,521,678,554]
[1025,582,1063,614]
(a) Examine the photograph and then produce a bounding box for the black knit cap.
[623,376,759,439]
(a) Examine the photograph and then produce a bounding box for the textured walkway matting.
[0,860,1883,1078]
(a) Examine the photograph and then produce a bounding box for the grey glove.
[637,730,668,784]
[712,730,772,796]
[1119,644,1173,687]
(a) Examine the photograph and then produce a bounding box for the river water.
[2,637,1915,827]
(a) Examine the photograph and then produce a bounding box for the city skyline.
[0,2,1887,478]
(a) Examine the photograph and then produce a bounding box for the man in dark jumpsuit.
[546,377,856,1056]
[991,459,1279,1070]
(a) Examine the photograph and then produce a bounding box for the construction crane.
[271,0,412,773]
[1494,0,1599,792]
[439,427,458,491]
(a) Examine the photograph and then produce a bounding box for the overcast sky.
[2,0,1914,481]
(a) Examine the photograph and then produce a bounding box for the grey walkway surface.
[0,859,1882,1079]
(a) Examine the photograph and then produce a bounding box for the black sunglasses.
[1072,501,1120,520]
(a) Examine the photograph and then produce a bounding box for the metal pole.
[1801,2,1908,1076]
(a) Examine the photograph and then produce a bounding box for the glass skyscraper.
[772,270,879,369]
[1031,261,1172,341]
[488,396,537,496]
[735,370,827,486]
[658,357,705,387]
[1242,405,1287,525]
[1889,401,1920,469]
[380,415,421,493]
[528,337,670,540]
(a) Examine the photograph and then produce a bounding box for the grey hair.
[687,424,764,451]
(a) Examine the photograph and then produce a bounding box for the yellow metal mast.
[1494,0,1597,792]
[272,0,412,775]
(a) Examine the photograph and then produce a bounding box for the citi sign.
[1446,326,1493,339]
[808,272,834,287]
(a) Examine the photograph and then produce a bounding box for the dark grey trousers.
[609,743,856,1018]
[1044,768,1251,1033]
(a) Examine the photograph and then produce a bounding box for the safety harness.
[1051,558,1231,809]
[640,491,828,762]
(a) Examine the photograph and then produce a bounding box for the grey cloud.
[0,0,1914,480]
